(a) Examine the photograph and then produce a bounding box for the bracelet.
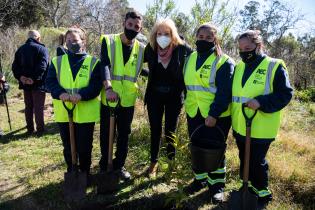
[105,86,112,91]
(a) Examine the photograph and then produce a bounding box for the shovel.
[228,103,258,210]
[63,102,87,202]
[97,103,120,194]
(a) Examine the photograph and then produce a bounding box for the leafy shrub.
[294,87,315,102]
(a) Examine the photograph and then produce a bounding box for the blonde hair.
[196,23,222,56]
[238,30,264,54]
[149,18,183,50]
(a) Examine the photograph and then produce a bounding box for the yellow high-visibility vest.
[51,54,100,123]
[100,34,145,107]
[231,56,287,138]
[184,51,232,118]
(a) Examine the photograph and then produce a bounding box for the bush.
[294,87,315,102]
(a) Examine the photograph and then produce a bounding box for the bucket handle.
[190,124,226,141]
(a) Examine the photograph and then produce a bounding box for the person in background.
[12,30,49,136]
[0,72,7,138]
[183,23,234,204]
[56,33,68,56]
[231,30,293,209]
[144,18,192,178]
[99,10,145,181]
[46,27,102,181]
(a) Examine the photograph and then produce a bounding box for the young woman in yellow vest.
[184,23,235,204]
[46,27,102,181]
[99,11,145,180]
[232,30,293,208]
[144,19,193,178]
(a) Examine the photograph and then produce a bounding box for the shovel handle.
[241,103,257,184]
[63,102,78,167]
[105,98,120,172]
[242,103,257,127]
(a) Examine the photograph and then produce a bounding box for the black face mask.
[195,40,215,53]
[124,27,139,40]
[239,48,257,63]
[66,42,83,54]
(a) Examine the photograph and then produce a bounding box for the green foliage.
[294,87,315,102]
[39,27,67,57]
[0,0,45,30]
[143,0,177,32]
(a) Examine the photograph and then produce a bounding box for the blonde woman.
[144,19,192,178]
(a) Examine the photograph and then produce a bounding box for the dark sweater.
[45,52,102,101]
[195,48,235,119]
[12,38,49,90]
[144,43,193,103]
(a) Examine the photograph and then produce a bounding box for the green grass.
[0,85,315,210]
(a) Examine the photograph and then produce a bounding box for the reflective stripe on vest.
[231,56,285,138]
[52,55,100,123]
[186,85,218,93]
[184,52,232,118]
[100,34,144,107]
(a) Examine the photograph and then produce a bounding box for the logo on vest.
[257,69,266,75]
[81,64,89,70]
[253,79,264,85]
[131,54,138,66]
[203,65,211,70]
[199,65,211,78]
[79,73,88,78]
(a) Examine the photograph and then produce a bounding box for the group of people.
[8,9,293,208]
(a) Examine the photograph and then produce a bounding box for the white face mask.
[157,35,171,49]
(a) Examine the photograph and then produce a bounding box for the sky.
[128,0,315,36]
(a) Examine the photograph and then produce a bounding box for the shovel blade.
[64,171,87,202]
[228,189,258,210]
[96,171,120,194]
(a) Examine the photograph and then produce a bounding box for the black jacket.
[12,38,49,90]
[144,43,193,104]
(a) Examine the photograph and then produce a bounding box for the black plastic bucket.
[190,124,226,172]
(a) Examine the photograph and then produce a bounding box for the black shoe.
[183,179,207,195]
[211,192,224,204]
[35,130,45,137]
[26,130,34,136]
[117,167,131,180]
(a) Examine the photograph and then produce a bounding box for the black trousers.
[235,135,272,200]
[58,122,95,174]
[187,110,231,194]
[147,93,182,163]
[99,104,134,171]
